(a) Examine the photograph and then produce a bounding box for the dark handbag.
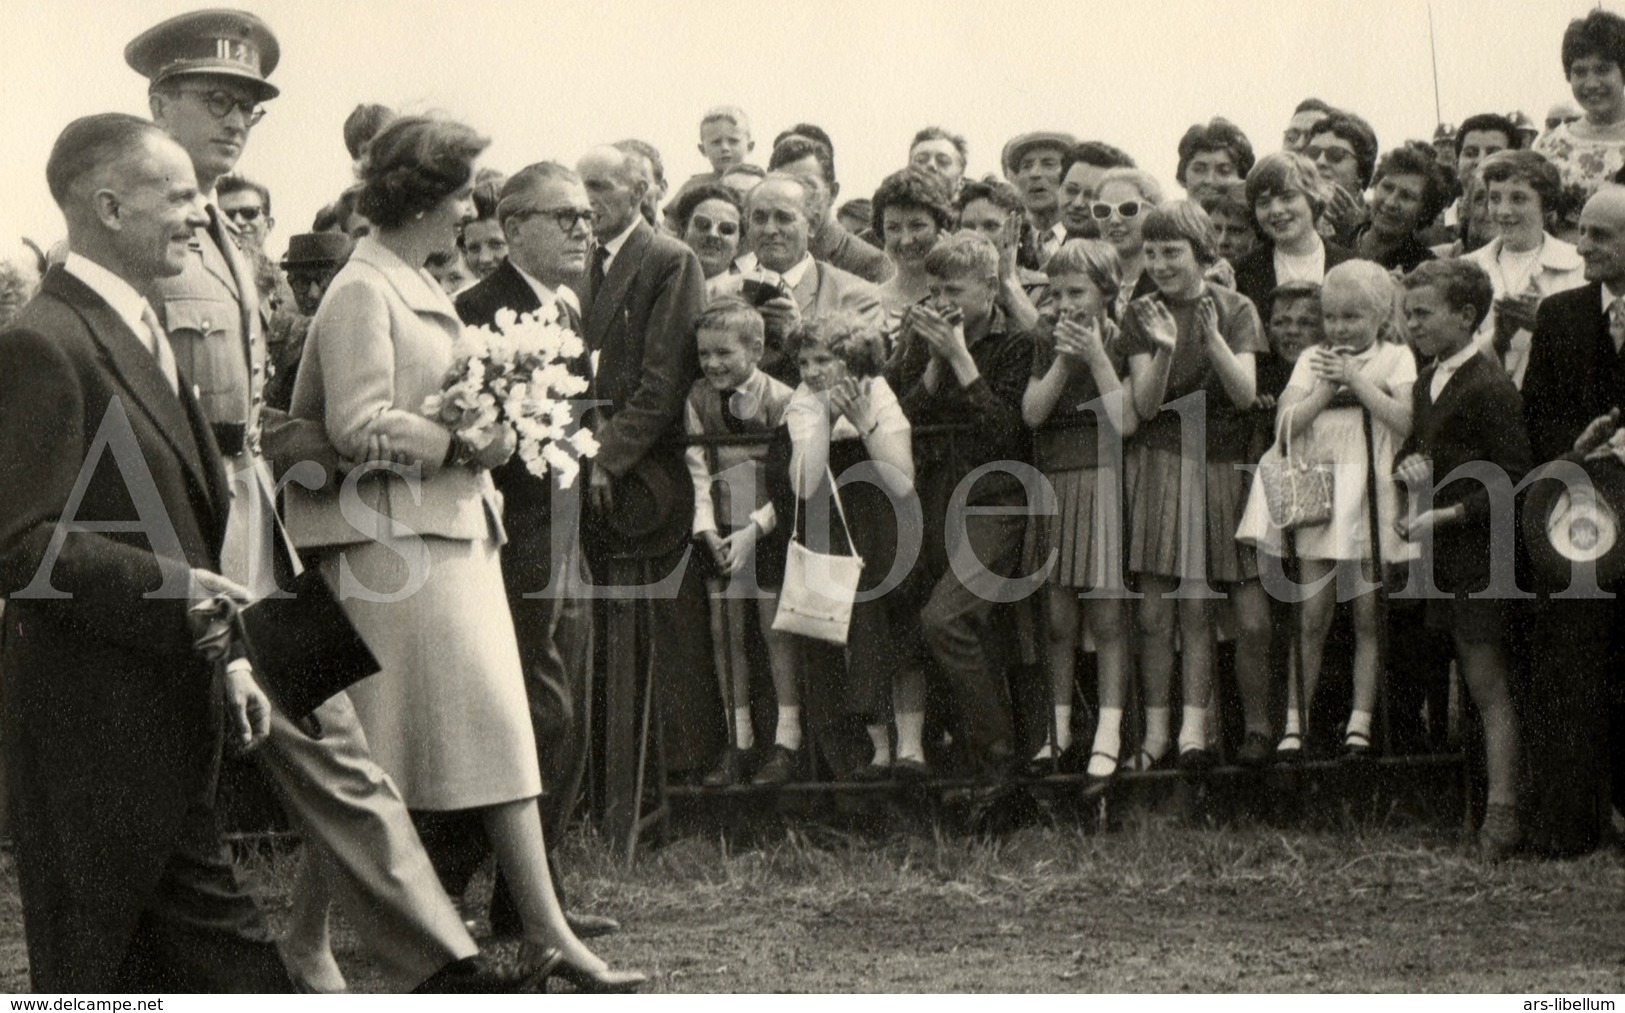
[234,566,380,723]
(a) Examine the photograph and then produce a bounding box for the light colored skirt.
[1125,444,1258,584]
[1023,466,1126,590]
[322,533,542,811]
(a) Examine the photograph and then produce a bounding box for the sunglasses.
[223,206,264,224]
[174,88,266,126]
[1089,200,1147,221]
[689,215,739,237]
[1305,145,1354,166]
[511,206,598,233]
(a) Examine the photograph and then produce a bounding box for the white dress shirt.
[597,218,640,275]
[1429,340,1481,402]
[63,252,152,345]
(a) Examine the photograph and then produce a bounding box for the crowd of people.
[4,2,1625,995]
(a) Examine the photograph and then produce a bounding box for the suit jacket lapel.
[792,260,820,314]
[43,270,220,516]
[204,207,258,341]
[496,260,543,317]
[585,220,652,347]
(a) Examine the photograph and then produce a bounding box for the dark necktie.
[589,245,609,297]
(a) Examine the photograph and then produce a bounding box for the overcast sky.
[0,0,1594,261]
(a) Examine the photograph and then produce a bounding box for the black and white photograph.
[0,0,1622,997]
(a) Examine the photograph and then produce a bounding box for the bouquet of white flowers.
[422,304,598,486]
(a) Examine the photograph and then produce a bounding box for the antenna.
[1428,0,1444,126]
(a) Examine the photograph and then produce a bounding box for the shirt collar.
[779,252,816,290]
[1603,283,1625,314]
[599,217,640,266]
[1437,340,1479,375]
[63,252,151,340]
[511,261,558,308]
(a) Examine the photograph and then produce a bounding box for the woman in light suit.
[286,115,641,991]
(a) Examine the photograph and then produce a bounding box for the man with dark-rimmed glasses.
[445,162,620,943]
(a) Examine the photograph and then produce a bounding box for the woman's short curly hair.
[1562,8,1625,77]
[356,115,490,230]
[1372,142,1456,228]
[1095,167,1166,206]
[1245,151,1328,222]
[672,182,743,233]
[784,312,888,379]
[1175,117,1256,187]
[870,167,956,241]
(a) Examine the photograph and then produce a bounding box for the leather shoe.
[565,911,620,939]
[414,955,545,993]
[551,961,648,993]
[892,756,931,782]
[1235,731,1274,768]
[701,746,750,787]
[750,744,800,785]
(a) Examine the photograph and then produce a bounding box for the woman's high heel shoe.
[551,960,648,993]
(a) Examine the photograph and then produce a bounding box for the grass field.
[4,790,1621,994]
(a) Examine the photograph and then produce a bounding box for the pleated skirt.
[1023,466,1126,590]
[1125,444,1258,584]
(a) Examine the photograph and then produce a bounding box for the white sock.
[1141,706,1170,761]
[1178,705,1207,754]
[1282,708,1301,737]
[866,724,892,765]
[1089,707,1123,776]
[733,707,754,750]
[1346,709,1372,739]
[1278,708,1303,752]
[1053,704,1074,751]
[895,710,926,762]
[775,706,802,751]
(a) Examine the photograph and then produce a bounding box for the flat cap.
[126,9,280,101]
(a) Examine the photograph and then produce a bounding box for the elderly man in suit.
[1517,184,1625,858]
[129,9,502,993]
[0,113,289,993]
[574,144,716,776]
[437,162,615,939]
[741,172,884,345]
[768,135,892,284]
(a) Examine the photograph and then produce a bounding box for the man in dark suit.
[0,113,289,992]
[574,144,715,776]
[443,161,614,939]
[1517,185,1625,857]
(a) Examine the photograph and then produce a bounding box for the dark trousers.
[1520,596,1622,856]
[110,802,290,993]
[904,511,1028,765]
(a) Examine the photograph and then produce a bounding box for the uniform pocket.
[162,297,244,416]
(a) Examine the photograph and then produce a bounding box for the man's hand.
[588,465,615,513]
[1392,452,1433,488]
[191,568,251,606]
[1574,408,1623,458]
[1396,504,1460,542]
[757,295,803,340]
[223,661,272,753]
